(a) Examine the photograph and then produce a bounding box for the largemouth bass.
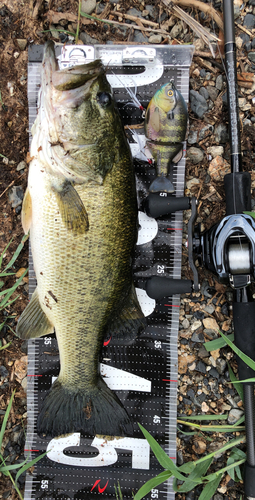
[17,41,145,438]
[144,82,188,193]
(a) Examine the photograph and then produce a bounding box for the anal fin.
[52,180,89,236]
[16,288,54,340]
[105,284,146,344]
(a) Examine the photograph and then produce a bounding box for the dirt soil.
[0,0,255,499]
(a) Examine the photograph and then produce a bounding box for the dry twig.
[161,0,224,31]
[111,11,159,28]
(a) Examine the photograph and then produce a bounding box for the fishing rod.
[142,0,255,496]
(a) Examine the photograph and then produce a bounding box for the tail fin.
[37,377,132,438]
[149,174,174,193]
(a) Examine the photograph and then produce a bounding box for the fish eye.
[167,90,174,97]
[97,92,112,107]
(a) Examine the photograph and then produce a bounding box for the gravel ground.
[0,0,255,498]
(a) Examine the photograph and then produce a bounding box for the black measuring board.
[25,44,194,500]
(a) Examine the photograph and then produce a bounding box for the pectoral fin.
[105,284,146,343]
[16,288,54,340]
[52,181,89,235]
[21,188,32,235]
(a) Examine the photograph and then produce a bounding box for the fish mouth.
[43,41,105,92]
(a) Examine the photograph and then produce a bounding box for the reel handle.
[144,193,190,218]
[145,276,193,300]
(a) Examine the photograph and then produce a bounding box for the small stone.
[142,9,150,17]
[148,34,162,44]
[208,156,230,181]
[8,186,24,208]
[198,345,210,358]
[13,51,19,59]
[243,13,255,29]
[204,305,215,315]
[195,360,207,374]
[2,156,8,164]
[214,123,229,144]
[203,317,219,332]
[16,267,27,278]
[216,74,223,91]
[177,450,184,465]
[207,146,224,158]
[187,130,198,145]
[21,376,27,392]
[14,356,28,382]
[192,438,207,454]
[179,354,196,374]
[79,32,99,44]
[209,367,219,379]
[191,320,202,332]
[186,147,204,164]
[190,90,208,118]
[182,318,190,329]
[199,124,214,141]
[211,349,220,360]
[191,331,204,343]
[0,365,9,380]
[16,160,26,172]
[133,31,148,43]
[206,86,219,102]
[199,87,209,100]
[127,7,142,17]
[16,39,27,51]
[235,36,243,49]
[186,177,200,189]
[201,401,209,412]
[81,0,96,14]
[228,408,244,425]
[145,5,156,17]
[170,22,182,38]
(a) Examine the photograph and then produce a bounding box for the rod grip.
[224,172,251,215]
[233,302,255,382]
[244,462,255,497]
[144,194,190,218]
[145,277,193,300]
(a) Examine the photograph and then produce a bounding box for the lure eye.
[167,90,174,97]
[97,92,112,107]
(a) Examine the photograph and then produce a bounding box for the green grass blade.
[204,334,234,352]
[0,341,12,351]
[203,458,245,482]
[219,330,255,371]
[0,238,13,269]
[0,270,27,307]
[138,424,187,481]
[178,415,228,421]
[80,10,113,25]
[228,362,244,400]
[0,457,29,472]
[3,234,29,272]
[75,0,81,44]
[133,471,172,500]
[0,391,15,449]
[15,451,48,484]
[174,457,213,493]
[198,475,222,500]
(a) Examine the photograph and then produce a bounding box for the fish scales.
[17,41,145,438]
